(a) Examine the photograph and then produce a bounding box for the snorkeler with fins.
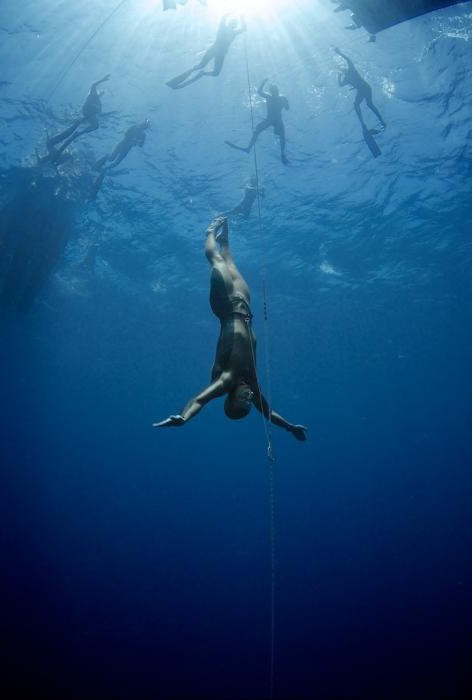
[166,14,246,89]
[90,120,150,198]
[38,75,110,165]
[334,48,386,157]
[225,79,289,164]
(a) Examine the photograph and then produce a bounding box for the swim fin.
[166,68,195,89]
[362,127,381,158]
[224,141,249,153]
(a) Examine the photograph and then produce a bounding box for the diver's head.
[143,119,151,130]
[224,383,254,420]
[269,84,279,96]
[228,18,238,30]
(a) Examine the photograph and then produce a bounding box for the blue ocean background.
[1,1,471,698]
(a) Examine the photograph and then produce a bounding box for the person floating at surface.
[154,216,307,441]
[222,176,265,219]
[90,120,150,198]
[166,14,246,89]
[225,79,289,164]
[334,48,386,134]
[42,75,110,164]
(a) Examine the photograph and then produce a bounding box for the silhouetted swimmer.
[154,216,307,441]
[166,14,246,89]
[334,48,386,135]
[222,176,264,219]
[225,79,289,164]
[90,120,150,198]
[40,75,110,164]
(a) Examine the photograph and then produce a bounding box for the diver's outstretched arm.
[236,17,247,35]
[254,392,307,441]
[154,375,230,427]
[257,78,270,99]
[91,74,110,91]
[334,47,354,70]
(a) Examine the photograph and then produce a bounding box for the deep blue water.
[1,1,471,698]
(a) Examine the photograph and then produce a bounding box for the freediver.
[166,14,246,89]
[225,79,290,164]
[154,216,307,441]
[334,47,386,148]
[90,120,150,198]
[40,75,111,164]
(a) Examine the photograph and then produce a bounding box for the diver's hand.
[153,414,185,428]
[290,424,307,441]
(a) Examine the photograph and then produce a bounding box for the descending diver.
[225,79,289,164]
[222,176,264,219]
[40,75,110,164]
[334,47,385,155]
[155,216,307,441]
[90,120,150,198]
[166,14,246,89]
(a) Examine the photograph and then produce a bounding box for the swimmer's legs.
[247,120,270,151]
[47,118,84,149]
[354,93,367,129]
[365,96,386,130]
[201,52,225,77]
[277,123,288,164]
[53,118,99,159]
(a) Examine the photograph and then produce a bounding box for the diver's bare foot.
[214,217,228,244]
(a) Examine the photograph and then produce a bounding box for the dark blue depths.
[1,2,472,699]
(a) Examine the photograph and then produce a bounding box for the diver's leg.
[94,153,110,170]
[202,52,225,77]
[107,144,131,169]
[354,93,366,128]
[247,120,269,151]
[54,118,99,156]
[193,46,216,71]
[48,118,84,148]
[366,96,386,129]
[278,123,288,164]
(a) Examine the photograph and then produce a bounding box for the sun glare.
[206,0,295,22]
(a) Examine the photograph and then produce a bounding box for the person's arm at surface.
[254,392,307,441]
[258,78,269,98]
[154,375,230,428]
[218,13,230,30]
[90,74,111,91]
[334,47,354,70]
[236,16,247,35]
